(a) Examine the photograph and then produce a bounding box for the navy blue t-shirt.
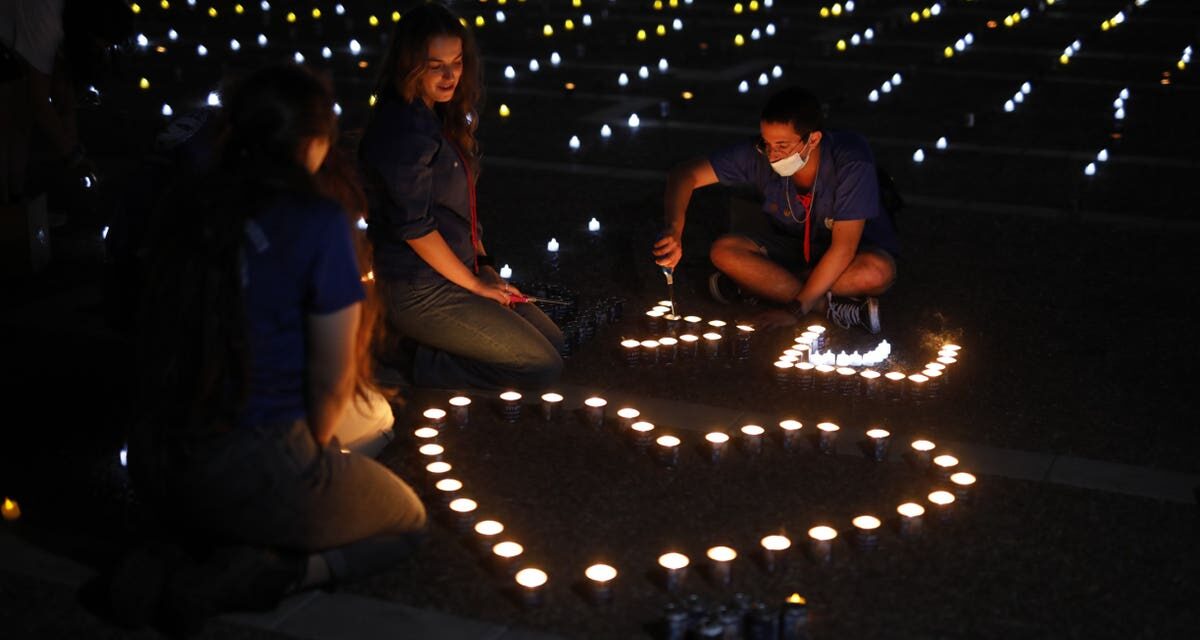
[237,194,365,429]
[708,130,900,258]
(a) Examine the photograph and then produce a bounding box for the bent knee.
[710,235,763,269]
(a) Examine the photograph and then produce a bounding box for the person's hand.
[653,234,682,269]
[746,308,801,331]
[471,279,516,306]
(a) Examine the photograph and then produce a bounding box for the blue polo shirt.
[708,130,900,259]
[358,97,481,285]
[238,194,365,429]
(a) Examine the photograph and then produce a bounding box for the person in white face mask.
[652,86,899,334]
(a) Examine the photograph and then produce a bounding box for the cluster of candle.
[774,344,960,401]
[866,72,900,103]
[777,334,892,368]
[626,304,756,362]
[908,3,943,24]
[1003,80,1034,113]
[818,2,856,19]
[415,390,978,609]
[941,32,975,59]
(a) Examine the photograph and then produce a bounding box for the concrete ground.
[2,1,1199,638]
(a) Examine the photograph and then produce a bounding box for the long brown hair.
[373,1,484,161]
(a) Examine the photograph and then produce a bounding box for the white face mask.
[770,142,812,177]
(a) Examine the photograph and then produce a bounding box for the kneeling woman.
[358,1,563,391]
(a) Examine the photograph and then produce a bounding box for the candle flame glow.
[866,428,890,439]
[706,546,737,562]
[426,461,451,474]
[493,541,523,558]
[631,421,655,433]
[449,396,471,407]
[435,478,463,492]
[934,454,959,468]
[928,491,956,506]
[779,419,802,431]
[761,535,791,551]
[817,422,840,433]
[475,520,503,536]
[706,432,729,444]
[585,564,617,582]
[617,408,641,419]
[897,502,925,517]
[658,552,689,569]
[951,472,977,486]
[585,397,608,408]
[808,526,838,541]
[500,391,522,402]
[656,435,681,448]
[911,440,936,452]
[423,408,447,421]
[515,568,548,588]
[448,498,477,513]
[541,392,564,403]
[418,444,444,456]
[852,515,882,530]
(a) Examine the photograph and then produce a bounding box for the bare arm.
[794,219,864,313]
[306,303,361,446]
[653,157,720,268]
[407,231,510,305]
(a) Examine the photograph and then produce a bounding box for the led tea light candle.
[655,435,682,468]
[928,490,956,523]
[678,334,699,359]
[448,395,471,427]
[658,552,690,593]
[448,497,477,532]
[658,336,679,364]
[816,422,840,454]
[806,324,826,349]
[773,360,794,387]
[779,420,804,451]
[473,519,504,554]
[422,408,446,429]
[807,526,838,565]
[631,421,656,450]
[584,396,608,428]
[795,362,816,390]
[836,366,858,395]
[734,324,754,359]
[499,391,523,422]
[418,443,444,462]
[852,515,882,551]
[815,364,837,394]
[585,563,617,603]
[640,339,661,366]
[702,332,723,359]
[760,535,791,573]
[492,540,524,576]
[515,568,548,607]
[866,428,891,462]
[620,339,642,366]
[884,371,907,402]
[616,407,641,431]
[798,331,820,352]
[2,497,21,521]
[706,432,730,463]
[897,502,925,537]
[950,471,977,501]
[539,392,564,421]
[705,546,737,587]
[740,424,765,456]
[910,439,936,467]
[933,454,959,479]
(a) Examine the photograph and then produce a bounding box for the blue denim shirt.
[709,130,900,258]
[358,97,480,284]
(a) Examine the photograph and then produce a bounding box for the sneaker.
[826,293,881,334]
[708,272,758,306]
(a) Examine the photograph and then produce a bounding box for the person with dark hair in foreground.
[358,1,563,390]
[103,63,426,634]
[653,86,900,333]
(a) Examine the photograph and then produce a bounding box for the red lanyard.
[449,140,479,274]
[798,191,814,263]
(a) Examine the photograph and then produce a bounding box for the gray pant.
[145,420,427,583]
[379,278,564,391]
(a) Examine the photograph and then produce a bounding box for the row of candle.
[411,400,977,608]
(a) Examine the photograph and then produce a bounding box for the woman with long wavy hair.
[113,63,425,634]
[358,1,563,391]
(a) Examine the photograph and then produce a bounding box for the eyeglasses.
[755,136,807,158]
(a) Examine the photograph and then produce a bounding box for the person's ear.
[807,131,823,147]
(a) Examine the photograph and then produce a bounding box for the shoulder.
[360,98,442,161]
[825,130,876,165]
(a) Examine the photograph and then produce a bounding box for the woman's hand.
[471,279,515,306]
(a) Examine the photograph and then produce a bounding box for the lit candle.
[657,552,689,593]
[816,422,840,454]
[616,407,641,431]
[585,563,617,603]
[814,364,836,394]
[933,454,960,478]
[795,361,816,390]
[435,477,463,504]
[705,545,737,587]
[705,432,729,463]
[514,568,548,607]
[422,407,446,429]
[540,392,564,420]
[639,339,661,366]
[631,421,656,450]
[734,324,754,359]
[425,461,451,476]
[740,424,765,456]
[644,309,665,334]
[897,502,925,537]
[950,471,977,501]
[773,360,794,387]
[584,396,608,428]
[620,338,641,367]
[492,540,524,576]
[852,515,882,550]
[418,443,444,462]
[706,319,728,337]
[655,435,681,467]
[678,334,699,358]
[907,373,930,403]
[657,336,678,363]
[760,534,791,573]
[448,497,477,532]
[499,391,523,422]
[779,593,809,639]
[1,497,20,521]
[413,426,439,443]
[702,332,723,359]
[547,237,560,252]
[588,217,600,233]
[836,366,858,395]
[473,519,504,554]
[807,526,838,564]
[928,490,956,523]
[910,439,936,467]
[866,428,891,462]
[448,395,471,427]
[779,419,803,451]
[884,371,907,402]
